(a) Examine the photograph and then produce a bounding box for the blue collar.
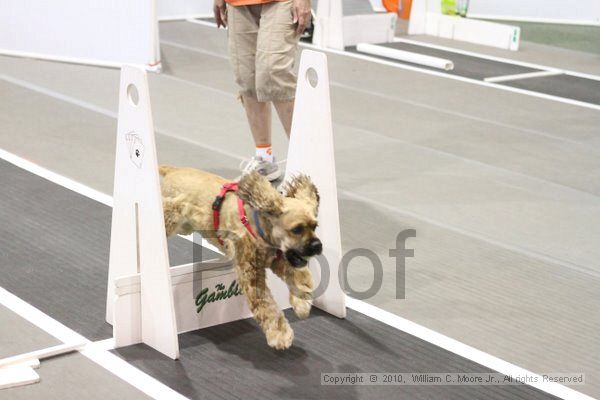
[253,210,284,260]
[253,209,269,243]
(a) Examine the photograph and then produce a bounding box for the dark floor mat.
[349,42,542,80]
[349,41,600,105]
[0,159,218,341]
[501,73,600,105]
[113,308,558,400]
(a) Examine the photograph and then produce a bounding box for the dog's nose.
[307,238,323,255]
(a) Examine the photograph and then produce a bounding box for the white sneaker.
[239,156,282,182]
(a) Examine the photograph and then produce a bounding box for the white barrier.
[357,43,454,70]
[409,0,521,51]
[342,14,397,47]
[0,1,160,70]
[0,342,84,389]
[284,50,346,318]
[0,367,39,390]
[106,52,346,359]
[313,0,345,49]
[313,0,396,49]
[0,343,84,369]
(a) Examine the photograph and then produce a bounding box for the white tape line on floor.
[0,287,189,399]
[346,297,595,400]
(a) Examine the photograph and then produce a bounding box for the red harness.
[212,182,256,245]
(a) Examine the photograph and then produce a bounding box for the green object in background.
[441,0,456,15]
[442,0,469,16]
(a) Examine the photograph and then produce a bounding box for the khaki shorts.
[227,0,299,102]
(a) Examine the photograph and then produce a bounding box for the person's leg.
[257,0,300,138]
[227,4,259,96]
[238,98,280,179]
[241,95,273,161]
[273,100,294,138]
[228,4,280,177]
[227,4,276,161]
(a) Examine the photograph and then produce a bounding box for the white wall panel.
[0,0,159,69]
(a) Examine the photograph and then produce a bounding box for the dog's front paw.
[292,267,313,293]
[290,293,312,319]
[266,316,294,350]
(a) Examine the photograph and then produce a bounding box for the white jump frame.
[106,50,345,359]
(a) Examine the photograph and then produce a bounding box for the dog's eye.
[291,225,304,235]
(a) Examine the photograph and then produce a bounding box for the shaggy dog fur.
[159,165,321,350]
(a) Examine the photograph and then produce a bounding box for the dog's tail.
[158,165,176,177]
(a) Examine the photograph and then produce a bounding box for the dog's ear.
[283,174,320,212]
[238,171,283,216]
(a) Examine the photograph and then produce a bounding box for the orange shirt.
[226,0,284,6]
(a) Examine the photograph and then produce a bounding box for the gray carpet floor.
[0,351,150,400]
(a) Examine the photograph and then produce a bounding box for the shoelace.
[239,157,263,174]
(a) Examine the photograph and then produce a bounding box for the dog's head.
[238,172,321,268]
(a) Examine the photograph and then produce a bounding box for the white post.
[283,50,346,318]
[408,0,428,34]
[312,0,327,48]
[313,0,344,50]
[106,65,179,359]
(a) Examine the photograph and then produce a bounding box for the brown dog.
[159,165,321,349]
